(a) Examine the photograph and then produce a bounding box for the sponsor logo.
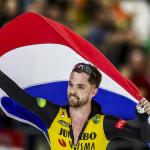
[59,128,70,138]
[115,119,127,129]
[69,141,95,150]
[92,114,100,124]
[58,128,96,149]
[59,128,97,140]
[58,138,66,147]
[58,120,69,128]
[36,98,46,108]
[82,132,97,140]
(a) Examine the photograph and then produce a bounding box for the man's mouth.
[69,95,79,100]
[70,96,78,99]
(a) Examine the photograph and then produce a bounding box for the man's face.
[67,72,97,107]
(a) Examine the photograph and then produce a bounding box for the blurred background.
[0,0,150,149]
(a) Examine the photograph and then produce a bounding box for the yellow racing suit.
[0,70,150,150]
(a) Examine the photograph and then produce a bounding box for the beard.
[68,93,88,107]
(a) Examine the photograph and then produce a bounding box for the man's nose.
[70,86,77,94]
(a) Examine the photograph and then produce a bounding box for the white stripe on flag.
[0,44,138,103]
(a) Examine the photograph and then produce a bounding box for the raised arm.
[103,99,150,143]
[136,98,150,141]
[0,70,60,128]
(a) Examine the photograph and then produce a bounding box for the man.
[0,63,150,150]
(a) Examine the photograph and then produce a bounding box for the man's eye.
[78,86,84,89]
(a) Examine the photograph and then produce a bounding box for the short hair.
[72,63,102,88]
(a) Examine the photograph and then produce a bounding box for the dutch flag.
[0,12,142,136]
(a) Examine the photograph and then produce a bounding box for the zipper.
[69,119,89,147]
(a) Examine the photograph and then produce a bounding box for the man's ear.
[91,88,98,97]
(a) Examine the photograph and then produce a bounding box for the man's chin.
[68,100,80,107]
[68,100,87,108]
[69,103,81,107]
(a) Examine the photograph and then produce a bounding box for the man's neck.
[69,102,92,145]
[69,102,91,120]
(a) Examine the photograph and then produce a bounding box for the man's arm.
[136,98,150,142]
[0,70,60,128]
[103,99,150,142]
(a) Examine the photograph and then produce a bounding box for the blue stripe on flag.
[25,81,136,119]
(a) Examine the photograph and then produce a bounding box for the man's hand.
[138,98,150,115]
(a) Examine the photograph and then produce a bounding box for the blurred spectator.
[25,0,49,16]
[120,0,150,42]
[45,4,68,24]
[144,55,150,88]
[86,4,116,49]
[104,27,140,67]
[111,0,130,29]
[0,0,24,27]
[86,0,141,68]
[101,0,130,30]
[0,129,25,149]
[121,48,150,100]
[66,0,102,35]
